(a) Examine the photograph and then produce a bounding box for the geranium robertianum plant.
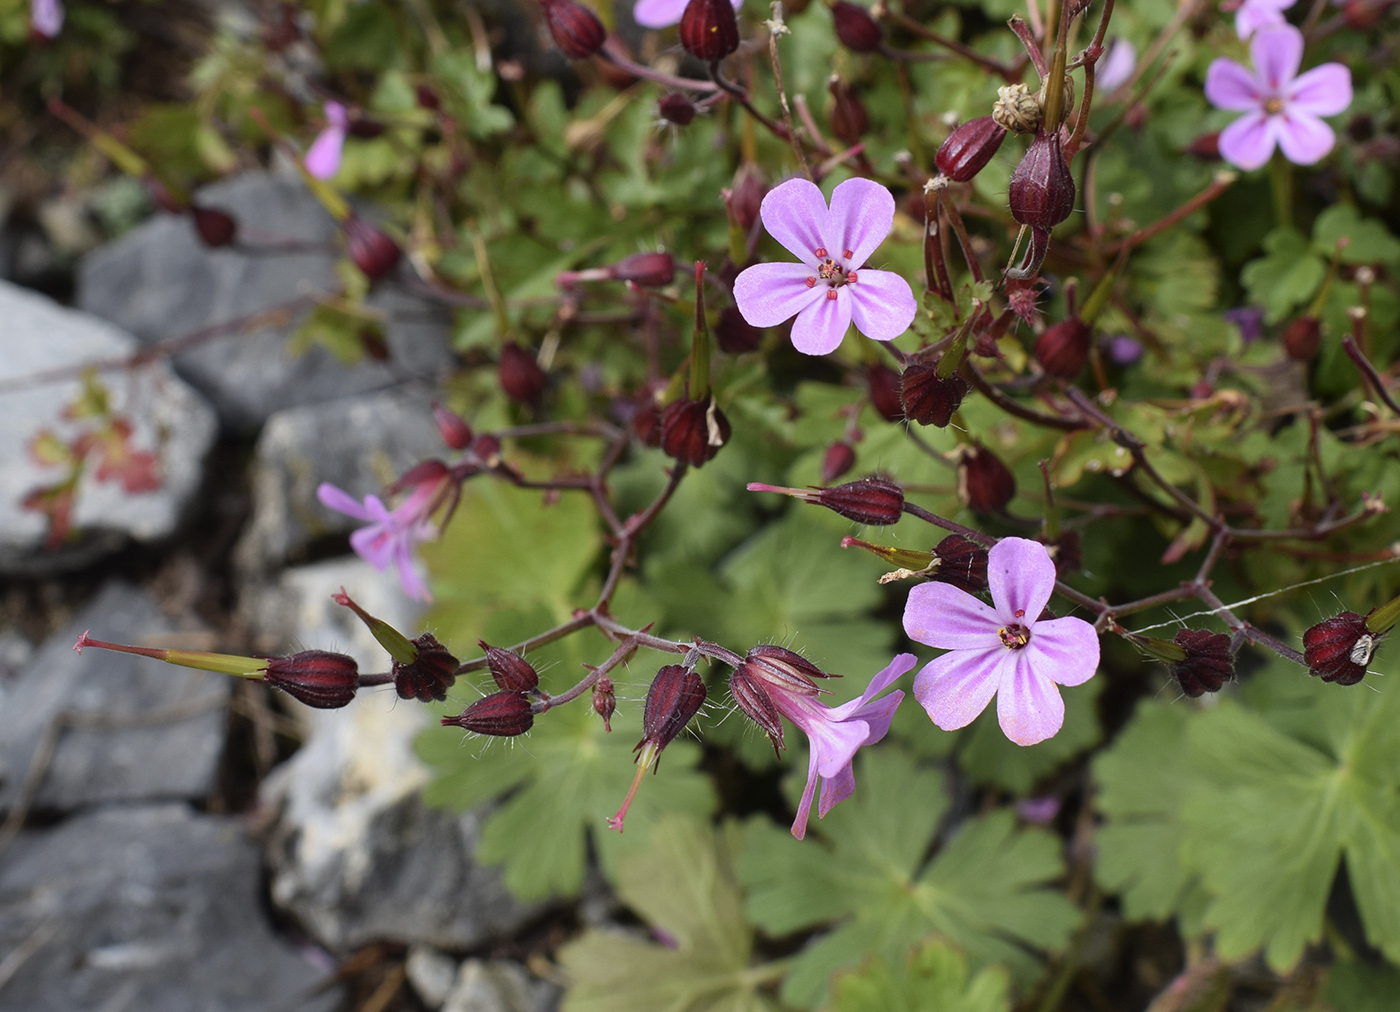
[38,0,1400,1005]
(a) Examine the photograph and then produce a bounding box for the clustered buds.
[541,0,606,59]
[935,116,1007,183]
[1303,611,1375,685]
[1035,317,1092,378]
[747,475,904,527]
[442,691,536,736]
[958,444,1016,512]
[1170,629,1234,697]
[831,0,882,53]
[679,0,739,61]
[730,645,829,755]
[393,632,459,701]
[661,395,731,467]
[900,362,969,427]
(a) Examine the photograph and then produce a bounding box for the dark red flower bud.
[416,84,441,110]
[344,216,402,280]
[480,641,540,693]
[725,163,766,232]
[746,644,829,692]
[715,306,763,353]
[347,115,385,139]
[958,444,1016,512]
[499,342,547,405]
[392,632,459,702]
[728,663,787,751]
[541,0,607,58]
[593,675,616,731]
[1303,612,1376,686]
[659,92,697,126]
[931,534,988,593]
[442,691,535,736]
[679,0,740,61]
[935,116,1008,182]
[831,1,882,52]
[1170,629,1233,697]
[900,362,969,427]
[638,665,707,756]
[1283,315,1321,361]
[609,251,676,287]
[822,442,857,485]
[819,476,903,525]
[868,364,905,422]
[263,650,359,709]
[631,398,663,446]
[827,76,869,146]
[1009,129,1076,231]
[1035,317,1092,378]
[433,403,473,450]
[1186,132,1221,160]
[192,205,237,248]
[661,395,731,467]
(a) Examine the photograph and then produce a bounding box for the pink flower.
[317,474,449,602]
[31,0,63,37]
[733,177,917,356]
[1205,25,1352,170]
[903,537,1099,746]
[1096,38,1136,92]
[633,0,742,29]
[304,101,349,181]
[1231,0,1295,38]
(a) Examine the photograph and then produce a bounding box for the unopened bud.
[1009,130,1076,231]
[831,1,882,52]
[481,641,540,692]
[729,662,787,751]
[631,397,663,447]
[609,251,675,287]
[416,84,441,110]
[639,664,707,754]
[725,163,765,232]
[935,116,1008,182]
[747,475,904,527]
[715,306,763,353]
[1186,132,1221,160]
[393,632,459,701]
[867,364,905,421]
[679,0,740,61]
[1035,317,1092,378]
[900,362,969,427]
[541,0,607,58]
[499,342,547,405]
[433,403,473,450]
[192,205,237,247]
[264,650,361,709]
[443,691,535,736]
[659,92,697,126]
[746,645,830,694]
[827,76,869,146]
[661,395,731,467]
[1303,612,1376,686]
[1282,315,1321,361]
[1170,629,1234,697]
[958,444,1016,512]
[822,442,857,485]
[931,534,989,592]
[593,675,616,731]
[345,216,402,280]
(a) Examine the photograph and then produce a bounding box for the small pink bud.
[935,116,1008,182]
[1303,612,1375,686]
[541,0,607,58]
[344,216,402,280]
[831,1,882,53]
[958,444,1016,512]
[443,691,535,736]
[661,395,731,467]
[264,650,360,709]
[900,362,969,427]
[499,342,547,405]
[480,641,540,693]
[1035,318,1092,378]
[1170,629,1233,697]
[679,0,740,61]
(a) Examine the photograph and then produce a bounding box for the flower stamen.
[998,623,1031,650]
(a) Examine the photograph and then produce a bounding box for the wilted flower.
[733,178,917,355]
[1205,25,1352,170]
[903,537,1100,745]
[317,471,452,602]
[633,0,740,29]
[305,101,349,180]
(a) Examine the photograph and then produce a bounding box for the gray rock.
[0,803,341,1012]
[0,581,229,814]
[0,281,218,575]
[407,945,462,1010]
[76,171,454,431]
[441,960,560,1012]
[234,388,443,575]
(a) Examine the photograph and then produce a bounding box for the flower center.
[1264,96,1285,115]
[805,248,860,300]
[998,623,1031,650]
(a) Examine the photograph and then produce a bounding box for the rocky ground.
[0,168,567,1012]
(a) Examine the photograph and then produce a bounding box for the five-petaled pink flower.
[305,101,349,181]
[633,0,742,29]
[903,537,1098,746]
[1204,25,1351,170]
[733,177,917,356]
[317,474,449,602]
[1230,0,1295,39]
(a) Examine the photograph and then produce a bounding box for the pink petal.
[1097,38,1136,92]
[913,646,1007,732]
[987,537,1056,627]
[843,691,902,746]
[847,269,917,342]
[394,541,432,601]
[1204,58,1262,111]
[733,261,825,327]
[324,101,350,129]
[759,178,831,266]
[1027,617,1100,686]
[1287,63,1352,116]
[305,126,346,180]
[1235,1,1286,39]
[829,653,917,719]
[789,289,853,356]
[1251,25,1303,93]
[1219,112,1279,169]
[817,764,856,818]
[804,711,872,779]
[31,0,63,37]
[317,482,375,521]
[823,178,895,270]
[791,755,821,840]
[350,524,397,570]
[633,0,737,28]
[903,582,1002,651]
[1275,111,1337,164]
[997,652,1065,746]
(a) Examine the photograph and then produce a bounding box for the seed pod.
[679,0,739,61]
[541,0,607,58]
[831,0,882,52]
[935,116,1008,182]
[1170,629,1234,697]
[958,444,1016,512]
[480,641,540,692]
[443,691,535,736]
[263,650,359,709]
[660,395,731,467]
[1035,317,1092,378]
[1303,611,1375,686]
[1009,129,1076,231]
[900,362,969,427]
[392,632,459,702]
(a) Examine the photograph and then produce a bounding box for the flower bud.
[1186,132,1221,160]
[593,675,616,731]
[745,645,829,695]
[867,364,904,422]
[541,0,607,59]
[393,632,459,702]
[827,76,869,146]
[1282,315,1321,361]
[831,1,882,53]
[1170,629,1233,697]
[416,84,441,110]
[1035,317,1092,378]
[192,205,237,248]
[1009,130,1076,231]
[900,363,969,428]
[958,444,1016,512]
[609,251,676,287]
[264,650,360,709]
[931,534,988,593]
[631,397,663,446]
[659,93,697,126]
[679,0,739,61]
[715,306,763,353]
[1303,612,1375,686]
[935,116,1008,182]
[639,665,707,755]
[433,403,474,450]
[822,442,857,485]
[661,395,731,467]
[747,475,904,527]
[480,641,540,692]
[728,662,787,751]
[725,163,765,233]
[499,342,547,405]
[442,691,535,736]
[344,216,402,280]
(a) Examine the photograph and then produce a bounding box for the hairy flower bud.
[609,251,676,287]
[729,663,787,750]
[593,675,616,731]
[831,1,882,52]
[264,650,360,709]
[935,116,1008,182]
[433,403,473,450]
[499,342,547,405]
[1170,629,1234,697]
[1009,130,1076,231]
[442,691,535,736]
[715,306,763,353]
[931,534,989,593]
[661,395,731,467]
[1303,612,1375,685]
[658,93,697,126]
[542,0,606,58]
[679,0,739,61]
[480,641,540,692]
[392,632,458,702]
[867,364,905,422]
[345,216,402,280]
[639,665,707,754]
[1035,317,1092,378]
[747,475,904,527]
[746,645,829,693]
[192,205,237,247]
[827,76,869,146]
[958,444,1016,512]
[822,442,857,485]
[1282,315,1321,361]
[900,362,969,428]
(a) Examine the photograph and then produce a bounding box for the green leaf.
[831,939,1011,1012]
[433,50,514,137]
[557,817,778,1012]
[1312,205,1400,268]
[1325,960,1400,1012]
[1241,227,1326,324]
